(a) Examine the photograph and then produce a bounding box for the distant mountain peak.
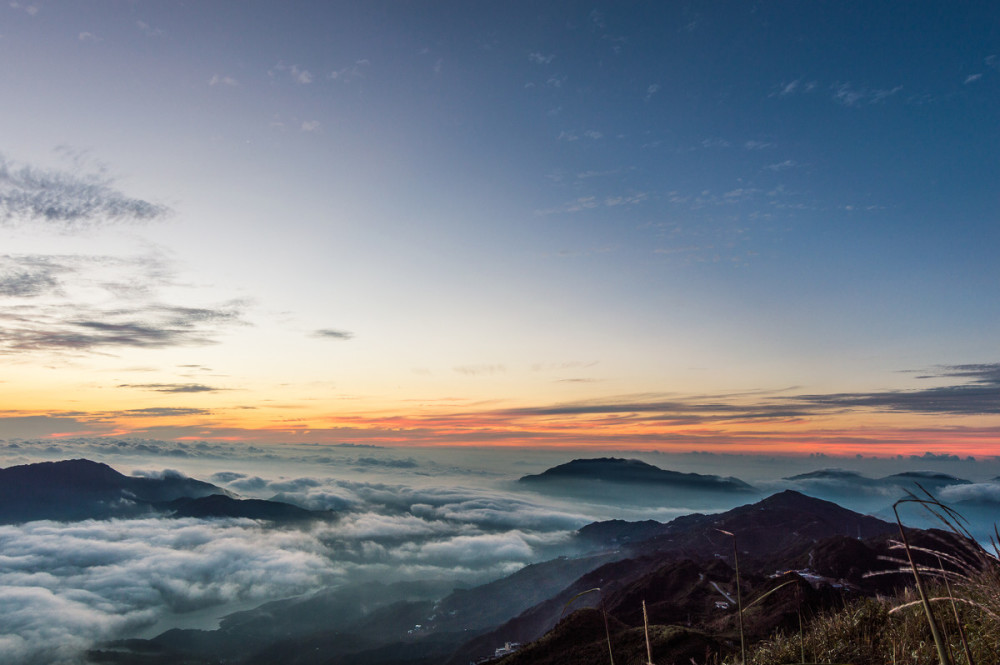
[7,457,123,478]
[883,471,969,482]
[518,457,754,492]
[0,458,226,524]
[755,489,840,509]
[784,468,867,481]
[165,494,324,521]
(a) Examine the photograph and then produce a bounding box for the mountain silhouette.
[165,494,326,521]
[518,457,754,492]
[0,459,332,524]
[0,458,227,523]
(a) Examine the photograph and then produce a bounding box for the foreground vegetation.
[741,587,997,665]
[724,495,1000,665]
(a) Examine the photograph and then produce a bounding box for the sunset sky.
[1,1,998,456]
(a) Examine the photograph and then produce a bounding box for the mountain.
[0,459,334,524]
[0,459,225,523]
[518,457,754,492]
[783,468,973,497]
[446,491,899,665]
[432,552,621,632]
[880,471,971,492]
[784,468,870,481]
[90,490,918,665]
[163,494,329,521]
[575,519,666,548]
[576,490,896,562]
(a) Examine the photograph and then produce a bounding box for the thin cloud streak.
[0,303,246,353]
[0,252,249,354]
[117,384,224,394]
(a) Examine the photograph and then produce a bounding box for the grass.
[734,585,1000,665]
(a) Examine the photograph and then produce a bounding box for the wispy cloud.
[449,362,1000,441]
[0,303,245,353]
[0,255,69,297]
[329,59,370,82]
[0,254,247,354]
[313,328,354,340]
[537,191,648,215]
[964,73,982,84]
[119,407,213,417]
[208,74,239,87]
[454,364,506,376]
[778,79,799,96]
[770,79,817,98]
[645,83,660,101]
[792,363,1000,416]
[270,63,313,84]
[8,2,38,16]
[701,137,731,149]
[528,52,555,65]
[913,363,1000,384]
[117,383,225,394]
[135,20,164,37]
[604,192,647,206]
[0,153,169,228]
[765,159,797,171]
[832,82,903,106]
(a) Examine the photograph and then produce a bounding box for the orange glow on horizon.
[3,391,997,459]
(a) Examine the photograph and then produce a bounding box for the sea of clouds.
[2,438,999,664]
[0,441,597,664]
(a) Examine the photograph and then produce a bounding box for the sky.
[1,1,999,456]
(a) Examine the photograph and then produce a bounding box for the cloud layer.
[0,517,334,664]
[0,454,589,663]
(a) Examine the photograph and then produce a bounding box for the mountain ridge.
[518,457,755,492]
[0,458,333,524]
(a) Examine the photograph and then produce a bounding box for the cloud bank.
[0,518,335,664]
[0,454,590,663]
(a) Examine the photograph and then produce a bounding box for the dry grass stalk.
[715,528,746,665]
[558,586,615,665]
[642,599,654,665]
[892,496,954,665]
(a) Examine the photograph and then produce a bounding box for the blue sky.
[0,1,998,454]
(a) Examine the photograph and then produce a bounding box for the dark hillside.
[0,458,224,523]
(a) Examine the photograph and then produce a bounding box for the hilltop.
[518,457,754,492]
[0,459,333,524]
